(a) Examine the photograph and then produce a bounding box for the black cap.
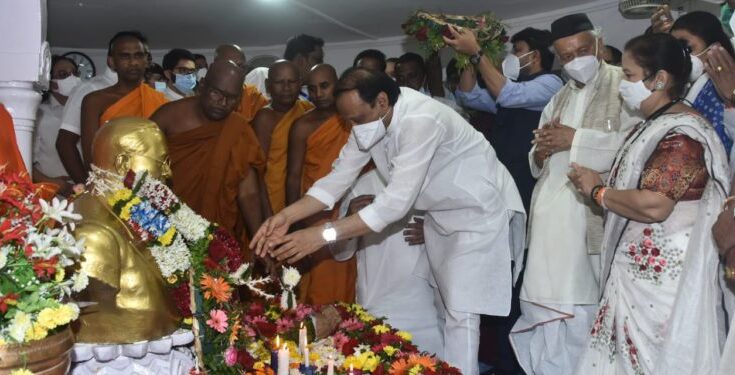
[551,13,594,41]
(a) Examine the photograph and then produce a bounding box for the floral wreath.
[402,10,507,69]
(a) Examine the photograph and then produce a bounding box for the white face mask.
[564,55,600,85]
[196,68,208,80]
[52,75,81,97]
[502,51,534,81]
[352,108,391,151]
[689,48,710,82]
[619,79,653,111]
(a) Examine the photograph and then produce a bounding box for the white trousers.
[436,293,481,375]
[510,302,596,375]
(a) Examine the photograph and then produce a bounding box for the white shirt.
[308,87,525,315]
[245,67,270,100]
[59,67,118,135]
[163,86,184,102]
[330,170,443,355]
[33,96,69,178]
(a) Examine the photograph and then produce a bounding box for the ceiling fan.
[618,0,723,18]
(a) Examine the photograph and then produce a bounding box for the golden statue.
[73,117,180,343]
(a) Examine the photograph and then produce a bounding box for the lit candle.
[349,363,354,375]
[277,344,290,375]
[303,347,310,367]
[271,335,281,373]
[298,322,307,355]
[326,355,335,375]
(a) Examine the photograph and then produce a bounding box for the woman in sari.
[568,33,731,375]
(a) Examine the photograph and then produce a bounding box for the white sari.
[575,113,731,375]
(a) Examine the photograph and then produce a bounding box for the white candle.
[298,322,307,354]
[303,347,310,367]
[326,356,334,375]
[349,364,354,375]
[277,344,289,375]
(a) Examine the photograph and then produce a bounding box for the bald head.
[307,64,338,110]
[214,44,246,69]
[268,60,299,80]
[267,60,301,109]
[199,59,245,121]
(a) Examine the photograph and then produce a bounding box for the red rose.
[415,27,429,41]
[255,321,277,338]
[238,349,256,369]
[123,170,136,188]
[248,303,265,317]
[639,265,647,271]
[651,248,660,256]
[170,283,192,317]
[653,265,662,273]
[641,248,648,256]
[643,228,652,236]
[342,338,359,356]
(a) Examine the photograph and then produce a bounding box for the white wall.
[52,0,652,77]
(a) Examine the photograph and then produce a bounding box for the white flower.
[229,263,250,285]
[0,246,8,270]
[281,266,301,289]
[280,291,297,310]
[39,197,81,224]
[8,311,32,343]
[71,270,89,292]
[150,237,191,278]
[169,206,209,242]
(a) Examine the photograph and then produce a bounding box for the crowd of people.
[16,2,735,374]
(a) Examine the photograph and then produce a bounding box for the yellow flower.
[25,324,48,341]
[396,331,413,342]
[343,356,363,371]
[408,364,423,375]
[53,304,79,327]
[120,197,141,220]
[359,352,380,372]
[10,369,33,375]
[253,362,265,370]
[309,351,320,363]
[383,345,397,357]
[183,317,193,325]
[107,188,133,207]
[0,338,6,345]
[167,274,178,284]
[158,226,176,246]
[36,308,57,330]
[264,308,281,320]
[357,311,376,323]
[372,324,390,334]
[54,267,65,282]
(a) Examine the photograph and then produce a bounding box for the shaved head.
[307,64,338,110]
[199,59,245,120]
[267,60,300,109]
[214,44,246,69]
[268,59,300,80]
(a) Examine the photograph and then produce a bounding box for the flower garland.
[402,10,507,69]
[0,171,86,349]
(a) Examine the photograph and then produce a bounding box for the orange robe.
[297,115,357,305]
[0,104,57,198]
[99,84,167,126]
[263,100,314,213]
[235,84,269,123]
[167,111,265,253]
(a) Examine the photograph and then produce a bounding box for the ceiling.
[47,0,596,49]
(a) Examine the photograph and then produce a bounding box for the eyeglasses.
[205,86,241,105]
[172,67,197,75]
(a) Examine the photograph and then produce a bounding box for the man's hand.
[347,195,375,216]
[533,118,576,155]
[403,216,425,246]
[250,212,291,257]
[442,25,482,55]
[650,5,673,34]
[567,162,603,197]
[268,226,326,264]
[713,204,735,256]
[705,45,735,106]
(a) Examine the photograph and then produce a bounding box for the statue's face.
[106,122,171,180]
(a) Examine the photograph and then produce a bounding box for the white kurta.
[307,87,525,316]
[330,169,443,355]
[59,67,118,136]
[34,95,70,178]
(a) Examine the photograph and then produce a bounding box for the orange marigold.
[407,354,437,371]
[200,274,232,303]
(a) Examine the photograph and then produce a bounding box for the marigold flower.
[200,274,232,303]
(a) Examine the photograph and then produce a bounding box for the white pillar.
[0,0,49,173]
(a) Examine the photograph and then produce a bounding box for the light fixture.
[618,0,669,18]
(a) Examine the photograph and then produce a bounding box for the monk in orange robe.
[285,64,356,305]
[80,32,166,167]
[213,44,269,123]
[252,60,313,213]
[0,104,57,198]
[151,60,268,255]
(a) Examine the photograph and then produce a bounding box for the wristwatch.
[321,222,337,243]
[469,50,483,66]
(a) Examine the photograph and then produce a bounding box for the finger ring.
[727,266,735,279]
[718,66,724,72]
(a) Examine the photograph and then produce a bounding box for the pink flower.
[224,346,238,366]
[276,317,295,333]
[207,309,229,333]
[643,228,652,237]
[243,325,257,337]
[634,255,642,263]
[648,256,656,265]
[339,318,365,332]
[295,304,313,321]
[248,315,267,325]
[628,244,637,251]
[333,331,349,350]
[659,259,667,266]
[642,238,654,249]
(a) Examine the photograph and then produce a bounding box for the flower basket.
[0,326,74,375]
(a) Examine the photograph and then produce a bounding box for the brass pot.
[0,326,74,375]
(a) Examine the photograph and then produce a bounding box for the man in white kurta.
[254,68,525,375]
[509,13,640,375]
[330,169,444,355]
[306,87,525,374]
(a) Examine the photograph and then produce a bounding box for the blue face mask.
[174,73,197,94]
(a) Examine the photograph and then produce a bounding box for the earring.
[655,81,665,90]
